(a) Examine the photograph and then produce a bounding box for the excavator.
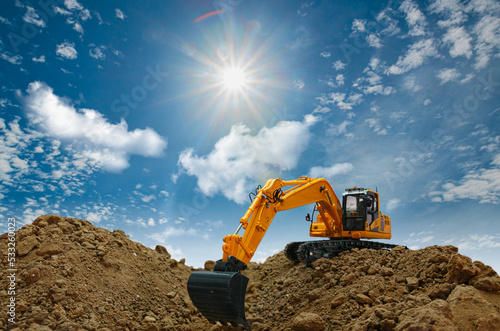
[187,177,398,329]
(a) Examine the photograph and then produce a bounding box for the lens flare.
[176,16,290,127]
[221,67,248,90]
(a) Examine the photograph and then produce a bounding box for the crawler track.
[288,239,401,265]
[284,241,306,262]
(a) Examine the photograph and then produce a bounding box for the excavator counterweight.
[187,177,397,329]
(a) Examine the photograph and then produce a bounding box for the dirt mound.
[242,246,500,330]
[1,214,499,331]
[0,214,212,330]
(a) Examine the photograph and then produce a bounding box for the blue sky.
[1,0,499,272]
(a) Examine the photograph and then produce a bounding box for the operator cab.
[342,187,379,231]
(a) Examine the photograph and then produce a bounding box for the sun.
[221,67,248,91]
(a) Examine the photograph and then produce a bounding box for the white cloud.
[420,236,435,243]
[308,163,354,179]
[0,159,13,174]
[453,145,474,153]
[149,226,209,241]
[72,201,118,224]
[367,57,382,71]
[460,73,474,83]
[0,117,103,200]
[313,106,331,114]
[403,75,422,92]
[56,42,77,60]
[367,34,383,48]
[79,9,91,21]
[386,39,439,75]
[351,18,383,49]
[320,74,345,89]
[355,60,395,96]
[177,115,318,204]
[430,154,500,204]
[365,118,388,135]
[399,0,427,36]
[64,0,83,11]
[429,0,475,64]
[437,68,461,84]
[0,16,14,26]
[405,230,435,245]
[0,99,16,109]
[376,7,401,36]
[472,15,500,69]
[354,70,395,96]
[95,12,104,25]
[363,85,394,95]
[424,99,432,106]
[147,218,155,227]
[456,234,500,251]
[386,198,401,212]
[73,21,83,34]
[320,52,331,58]
[23,81,167,173]
[23,6,46,28]
[293,79,305,89]
[140,194,155,203]
[479,135,500,153]
[316,92,363,110]
[54,6,71,15]
[32,55,45,63]
[352,19,366,33]
[332,60,346,70]
[115,8,126,20]
[466,0,500,15]
[1,53,22,65]
[61,68,73,75]
[89,46,106,60]
[429,0,464,15]
[443,26,473,58]
[335,74,345,86]
[390,111,409,121]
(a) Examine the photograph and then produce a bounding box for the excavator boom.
[222,177,342,265]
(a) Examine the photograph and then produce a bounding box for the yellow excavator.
[187,177,396,329]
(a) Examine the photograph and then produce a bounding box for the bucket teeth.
[187,271,251,330]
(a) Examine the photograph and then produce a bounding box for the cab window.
[345,196,357,212]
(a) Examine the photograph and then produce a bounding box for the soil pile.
[1,214,499,331]
[0,214,212,331]
[242,246,500,330]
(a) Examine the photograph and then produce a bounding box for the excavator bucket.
[187,271,251,329]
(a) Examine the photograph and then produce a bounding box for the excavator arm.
[221,177,343,266]
[187,177,343,329]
